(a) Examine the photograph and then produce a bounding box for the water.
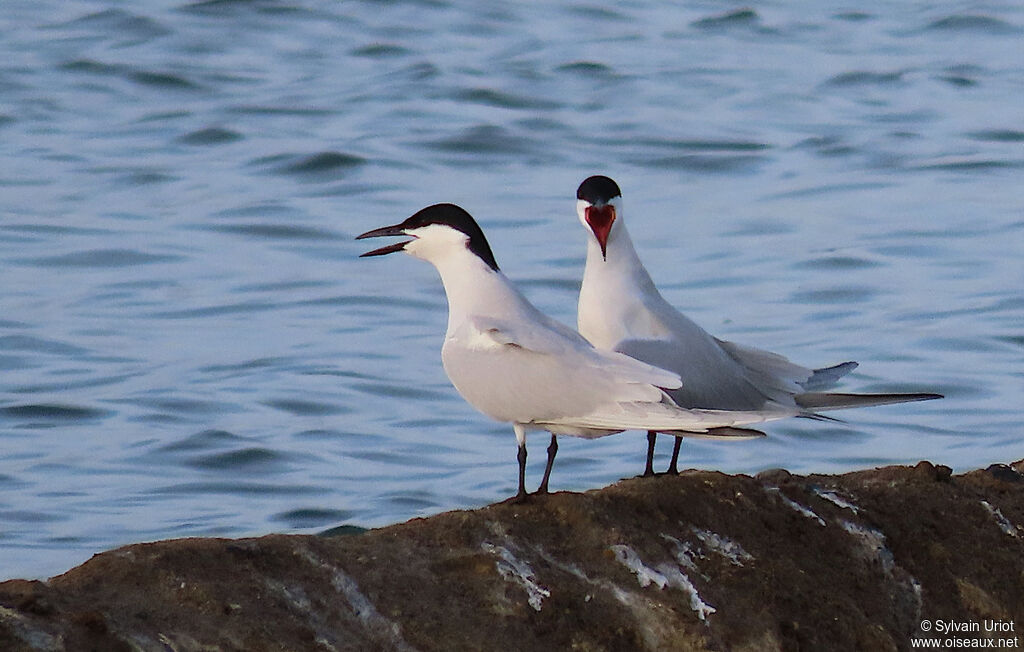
[1,1,1021,579]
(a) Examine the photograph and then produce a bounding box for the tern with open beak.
[575,175,942,476]
[358,203,779,501]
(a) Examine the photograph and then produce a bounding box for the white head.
[357,203,500,272]
[576,175,624,260]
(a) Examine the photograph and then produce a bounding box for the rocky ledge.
[2,460,1023,651]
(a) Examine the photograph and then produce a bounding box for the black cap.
[577,175,622,205]
[357,203,499,272]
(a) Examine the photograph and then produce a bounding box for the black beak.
[356,224,413,257]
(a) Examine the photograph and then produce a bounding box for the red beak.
[585,205,616,260]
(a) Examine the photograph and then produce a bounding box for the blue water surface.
[1,0,1022,579]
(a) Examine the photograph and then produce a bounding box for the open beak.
[585,205,616,260]
[356,223,413,257]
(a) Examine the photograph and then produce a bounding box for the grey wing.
[614,337,783,411]
[540,402,794,435]
[715,338,810,394]
[472,315,682,391]
[716,339,861,398]
[442,317,681,428]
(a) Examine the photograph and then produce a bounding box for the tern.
[575,175,942,476]
[358,203,776,501]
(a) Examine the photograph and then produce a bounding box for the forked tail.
[795,392,943,411]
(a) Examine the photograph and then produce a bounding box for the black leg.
[536,433,558,495]
[512,441,528,503]
[668,436,682,475]
[643,430,656,477]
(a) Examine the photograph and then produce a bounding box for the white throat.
[402,225,529,336]
[577,202,668,347]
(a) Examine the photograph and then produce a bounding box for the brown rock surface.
[2,460,1023,651]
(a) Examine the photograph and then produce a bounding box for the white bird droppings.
[980,500,1020,538]
[610,544,716,622]
[482,542,550,611]
[813,487,860,513]
[690,528,754,567]
[296,547,417,652]
[610,545,668,589]
[840,520,895,573]
[660,535,703,576]
[766,487,826,526]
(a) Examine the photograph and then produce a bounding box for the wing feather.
[468,316,682,390]
[538,401,794,434]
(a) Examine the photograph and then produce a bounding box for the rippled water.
[1,1,1022,579]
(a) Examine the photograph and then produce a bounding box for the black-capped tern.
[575,175,942,476]
[358,203,777,501]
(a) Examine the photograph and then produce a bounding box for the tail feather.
[703,426,767,439]
[657,426,767,440]
[796,391,942,411]
[798,412,846,423]
[802,361,858,390]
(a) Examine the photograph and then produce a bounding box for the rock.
[754,467,792,484]
[1,461,1022,651]
[985,464,1023,483]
